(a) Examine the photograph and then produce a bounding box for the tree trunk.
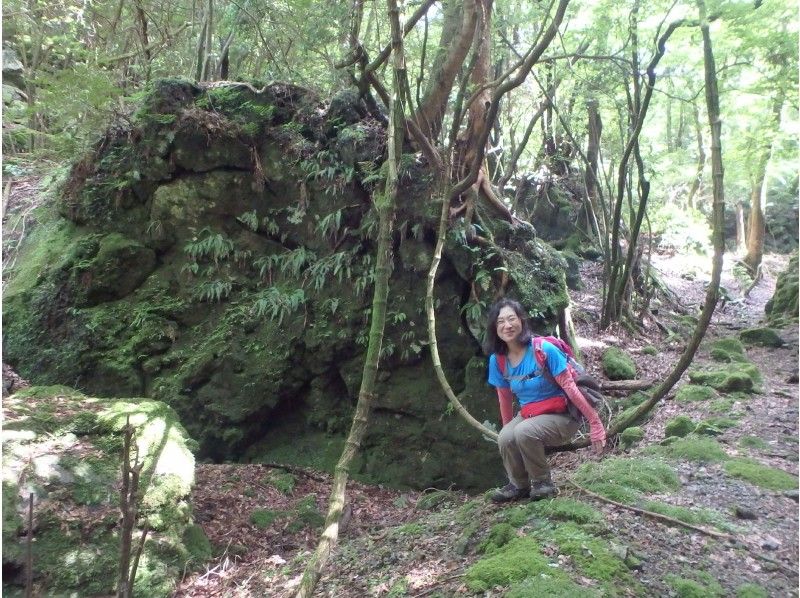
[686,101,705,209]
[743,91,783,274]
[735,201,747,254]
[414,0,477,141]
[294,1,405,595]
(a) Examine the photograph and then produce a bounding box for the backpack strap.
[497,353,507,377]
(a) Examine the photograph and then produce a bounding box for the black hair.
[483,298,533,356]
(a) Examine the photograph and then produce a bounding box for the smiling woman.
[483,299,606,503]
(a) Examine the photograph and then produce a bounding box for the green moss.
[765,253,799,323]
[477,522,517,554]
[640,501,727,530]
[664,415,695,438]
[739,327,784,347]
[736,582,769,598]
[619,426,645,449]
[507,576,602,598]
[724,458,798,491]
[416,489,458,510]
[286,495,324,532]
[549,522,635,585]
[465,537,559,592]
[502,504,536,528]
[31,524,121,596]
[641,346,658,356]
[666,572,723,597]
[601,347,637,380]
[388,522,425,538]
[2,481,23,564]
[660,436,728,462]
[249,509,281,528]
[529,497,604,525]
[738,435,768,450]
[182,524,213,563]
[675,384,717,403]
[263,471,296,495]
[574,457,680,502]
[709,397,737,413]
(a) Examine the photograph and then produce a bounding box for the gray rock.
[733,505,757,520]
[761,535,781,550]
[782,489,799,502]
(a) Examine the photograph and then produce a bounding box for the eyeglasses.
[496,315,519,327]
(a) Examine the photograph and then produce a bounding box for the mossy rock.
[688,363,761,393]
[601,347,637,381]
[675,384,717,403]
[664,415,695,438]
[641,346,658,356]
[738,327,784,348]
[2,387,197,597]
[619,426,645,448]
[765,253,799,323]
[708,337,747,362]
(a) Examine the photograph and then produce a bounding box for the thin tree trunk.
[735,201,747,253]
[294,1,405,595]
[686,101,705,209]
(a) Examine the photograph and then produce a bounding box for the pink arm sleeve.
[497,387,514,426]
[554,370,606,443]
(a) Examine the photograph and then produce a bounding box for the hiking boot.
[529,479,557,501]
[490,483,528,503]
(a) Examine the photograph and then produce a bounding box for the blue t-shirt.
[488,340,569,407]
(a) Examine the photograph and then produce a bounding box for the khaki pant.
[498,413,578,487]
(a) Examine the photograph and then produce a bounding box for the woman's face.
[495,306,522,345]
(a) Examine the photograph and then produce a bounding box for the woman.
[485,299,606,502]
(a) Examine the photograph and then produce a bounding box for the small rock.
[782,489,799,502]
[761,536,781,550]
[733,505,757,520]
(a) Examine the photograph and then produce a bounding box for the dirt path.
[175,252,798,597]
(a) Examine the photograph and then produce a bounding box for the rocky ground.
[171,251,798,597]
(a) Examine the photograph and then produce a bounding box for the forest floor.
[172,251,799,598]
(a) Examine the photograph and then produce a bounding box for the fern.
[194,280,233,303]
[184,228,234,264]
[315,209,343,241]
[237,210,259,231]
[251,287,306,324]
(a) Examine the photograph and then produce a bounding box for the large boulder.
[4,79,572,491]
